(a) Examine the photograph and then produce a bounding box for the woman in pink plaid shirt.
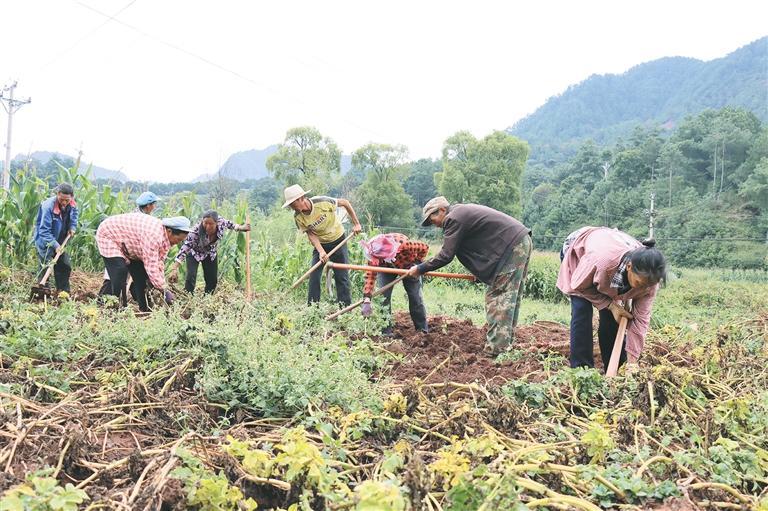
[557,227,667,373]
[97,213,192,311]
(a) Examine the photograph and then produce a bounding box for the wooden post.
[245,212,252,301]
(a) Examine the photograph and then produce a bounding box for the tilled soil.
[382,312,602,385]
[69,270,104,302]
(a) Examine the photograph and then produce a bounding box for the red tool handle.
[326,261,475,281]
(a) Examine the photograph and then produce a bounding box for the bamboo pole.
[244,212,252,301]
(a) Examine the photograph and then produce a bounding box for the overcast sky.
[3,0,767,182]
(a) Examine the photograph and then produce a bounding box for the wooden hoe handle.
[290,232,356,290]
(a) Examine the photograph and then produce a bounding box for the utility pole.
[648,192,655,239]
[1,81,32,191]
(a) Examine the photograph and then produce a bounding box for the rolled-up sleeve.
[141,237,167,290]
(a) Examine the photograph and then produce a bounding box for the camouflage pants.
[485,235,532,351]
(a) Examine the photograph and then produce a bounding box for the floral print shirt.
[175,217,236,263]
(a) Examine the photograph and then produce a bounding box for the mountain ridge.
[509,36,768,163]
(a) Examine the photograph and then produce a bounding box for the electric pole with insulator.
[1,81,32,191]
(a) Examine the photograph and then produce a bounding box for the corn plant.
[54,163,129,271]
[0,162,130,271]
[0,166,48,267]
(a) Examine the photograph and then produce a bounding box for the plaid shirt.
[96,212,171,289]
[175,217,236,263]
[610,254,631,295]
[363,233,429,297]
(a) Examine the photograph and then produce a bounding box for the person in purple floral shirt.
[168,210,251,293]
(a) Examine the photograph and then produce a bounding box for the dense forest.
[509,37,767,165]
[522,107,767,268]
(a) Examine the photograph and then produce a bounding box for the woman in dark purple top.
[168,210,251,293]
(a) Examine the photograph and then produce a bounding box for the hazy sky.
[3,0,767,182]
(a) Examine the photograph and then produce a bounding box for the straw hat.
[282,184,311,208]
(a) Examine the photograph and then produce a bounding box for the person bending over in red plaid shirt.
[361,233,429,335]
[97,213,192,312]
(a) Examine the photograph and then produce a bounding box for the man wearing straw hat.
[283,184,362,306]
[406,196,532,355]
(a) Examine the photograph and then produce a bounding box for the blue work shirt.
[32,196,79,255]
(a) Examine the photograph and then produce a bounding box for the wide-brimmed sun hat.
[282,184,311,208]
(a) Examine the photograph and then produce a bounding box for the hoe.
[323,262,475,320]
[30,233,71,300]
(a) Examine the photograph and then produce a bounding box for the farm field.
[1,259,767,511]
[1,10,767,510]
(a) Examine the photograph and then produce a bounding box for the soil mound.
[70,270,103,301]
[382,312,599,385]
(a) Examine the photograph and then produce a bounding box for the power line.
[73,1,391,142]
[37,0,138,72]
[367,226,766,243]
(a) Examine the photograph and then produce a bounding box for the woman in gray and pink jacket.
[557,227,667,372]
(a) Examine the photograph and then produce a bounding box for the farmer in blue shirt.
[32,183,79,292]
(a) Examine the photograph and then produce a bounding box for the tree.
[672,108,762,195]
[266,126,342,194]
[436,131,528,217]
[248,176,281,213]
[658,143,687,207]
[403,158,440,206]
[740,157,768,211]
[209,172,239,204]
[352,143,414,227]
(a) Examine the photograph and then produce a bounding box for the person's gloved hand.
[164,290,175,305]
[361,299,372,317]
